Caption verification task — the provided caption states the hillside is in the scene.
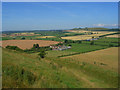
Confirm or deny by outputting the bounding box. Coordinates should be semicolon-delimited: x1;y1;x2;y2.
71;27;119;32
2;47;118;88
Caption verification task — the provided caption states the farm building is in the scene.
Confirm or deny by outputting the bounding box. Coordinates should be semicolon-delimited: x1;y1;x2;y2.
50;45;71;51
86;38;99;41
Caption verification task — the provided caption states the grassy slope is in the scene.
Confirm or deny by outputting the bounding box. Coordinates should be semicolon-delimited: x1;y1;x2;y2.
2;48;118;88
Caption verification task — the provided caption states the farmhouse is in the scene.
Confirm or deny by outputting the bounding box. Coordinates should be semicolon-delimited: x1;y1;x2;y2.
50;45;71;51
86;38;99;41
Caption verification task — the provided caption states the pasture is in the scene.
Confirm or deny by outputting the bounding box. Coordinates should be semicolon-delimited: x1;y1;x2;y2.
2;47;118;88
1;40;59;49
46;43;108;57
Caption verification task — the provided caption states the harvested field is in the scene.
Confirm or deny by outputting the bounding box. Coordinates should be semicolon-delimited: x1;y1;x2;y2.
36;36;56;38
105;34;119;38
1;40;59;50
61;32;116;40
66;30;89;33
62;47;118;71
61;35;92;40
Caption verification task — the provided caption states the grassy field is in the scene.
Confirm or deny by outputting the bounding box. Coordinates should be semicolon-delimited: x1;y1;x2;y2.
46;37;119;57
47;45;107;57
2;47;118;88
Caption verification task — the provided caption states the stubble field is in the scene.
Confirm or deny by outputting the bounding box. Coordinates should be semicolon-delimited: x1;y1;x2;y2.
1;40;59;49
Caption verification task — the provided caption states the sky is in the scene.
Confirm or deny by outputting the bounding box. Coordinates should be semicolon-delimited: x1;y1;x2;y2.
2;2;118;31
2;0;120;2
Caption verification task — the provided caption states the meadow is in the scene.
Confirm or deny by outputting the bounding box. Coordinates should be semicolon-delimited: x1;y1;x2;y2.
2;47;118;88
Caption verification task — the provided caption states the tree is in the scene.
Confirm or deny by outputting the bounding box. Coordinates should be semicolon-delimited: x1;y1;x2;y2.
90;41;94;45
21;37;25;40
109;44;113;47
68;44;72;46
77;40;82;44
38;50;46;59
64;40;68;43
33;44;39;49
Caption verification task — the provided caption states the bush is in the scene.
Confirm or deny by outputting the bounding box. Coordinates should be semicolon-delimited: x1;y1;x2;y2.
38;50;46;58
90;41;94;45
33;44;39;49
109;44;114;47
6;46;23;51
21;37;25;40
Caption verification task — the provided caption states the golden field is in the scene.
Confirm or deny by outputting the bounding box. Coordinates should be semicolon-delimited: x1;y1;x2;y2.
36;36;56;38
61;32;116;40
13;32;34;35
62;47;118;71
105;34;119;38
1;40;59;49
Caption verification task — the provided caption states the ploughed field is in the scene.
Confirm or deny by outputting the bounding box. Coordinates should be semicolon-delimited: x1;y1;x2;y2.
1;40;59;49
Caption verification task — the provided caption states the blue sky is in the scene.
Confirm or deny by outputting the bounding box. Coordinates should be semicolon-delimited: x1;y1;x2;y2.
2;2;118;31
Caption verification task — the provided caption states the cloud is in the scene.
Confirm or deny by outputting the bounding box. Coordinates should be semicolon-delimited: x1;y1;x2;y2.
93;24;118;27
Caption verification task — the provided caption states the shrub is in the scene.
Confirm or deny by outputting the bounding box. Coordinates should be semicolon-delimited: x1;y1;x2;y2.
90;41;94;45
6;46;23;51
38;50;46;58
109;44;114;47
21;37;25;40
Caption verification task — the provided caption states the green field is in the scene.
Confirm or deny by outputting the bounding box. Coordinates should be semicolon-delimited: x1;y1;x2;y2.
47;43;108;57
2;48;118;88
2;29;119;88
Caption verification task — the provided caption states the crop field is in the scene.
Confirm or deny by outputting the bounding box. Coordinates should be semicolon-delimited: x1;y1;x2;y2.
62;47;118;72
61;35;92;40
105;34;119;38
36;36;56;38
66;30;89;33
61;32;116;40
13;32;35;35
1;40;59;49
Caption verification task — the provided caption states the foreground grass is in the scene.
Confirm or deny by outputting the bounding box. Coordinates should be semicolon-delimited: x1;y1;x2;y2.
2;48;118;88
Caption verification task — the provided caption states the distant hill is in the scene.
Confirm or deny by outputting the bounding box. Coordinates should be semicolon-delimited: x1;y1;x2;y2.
71;27;119;32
